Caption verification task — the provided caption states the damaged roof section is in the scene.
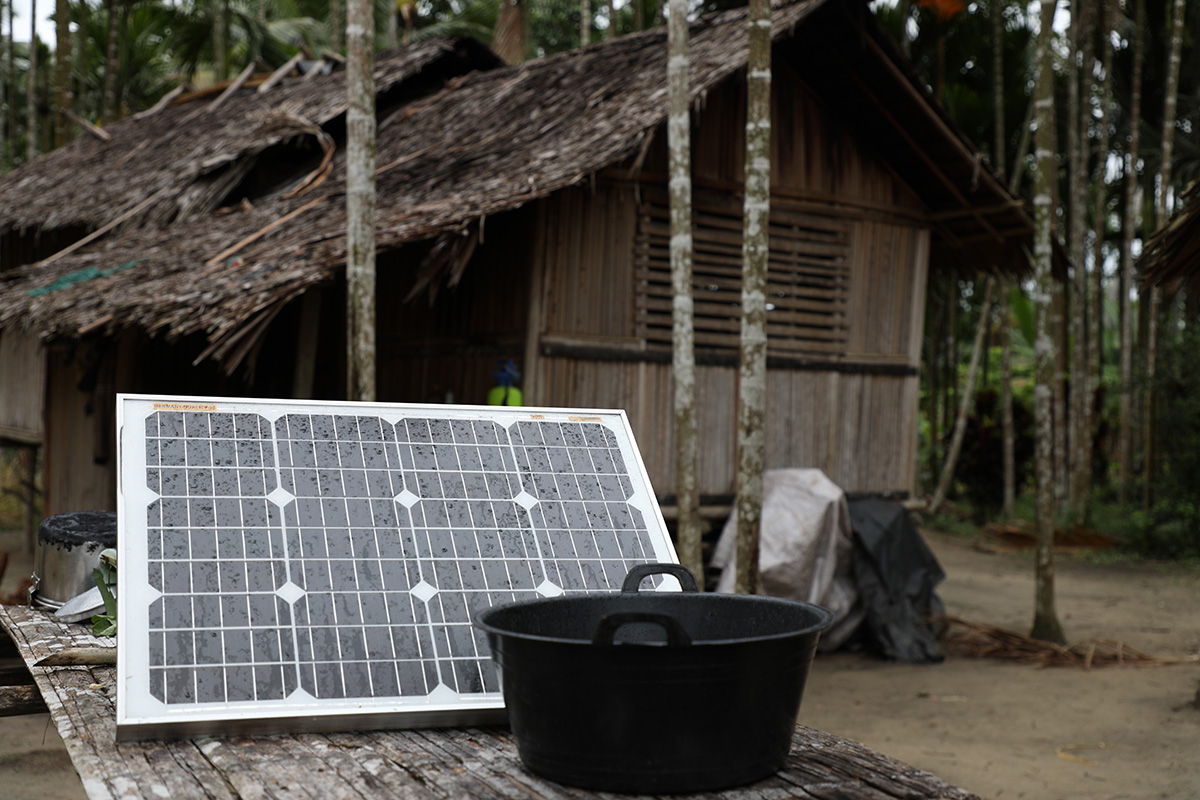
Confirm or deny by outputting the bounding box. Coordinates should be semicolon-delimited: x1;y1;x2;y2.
0;0;1037;374
1139;179;1200;296
0;37;502;238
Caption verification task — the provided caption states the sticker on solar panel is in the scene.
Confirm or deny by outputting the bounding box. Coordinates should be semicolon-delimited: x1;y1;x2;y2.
116;395;677;739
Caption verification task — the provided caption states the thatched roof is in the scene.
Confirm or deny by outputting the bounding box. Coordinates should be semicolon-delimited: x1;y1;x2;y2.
1139;180;1200;295
0;37;501;237
0;0;1034;371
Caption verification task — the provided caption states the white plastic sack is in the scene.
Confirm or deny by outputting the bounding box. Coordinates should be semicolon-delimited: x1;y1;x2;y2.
710;468;862;650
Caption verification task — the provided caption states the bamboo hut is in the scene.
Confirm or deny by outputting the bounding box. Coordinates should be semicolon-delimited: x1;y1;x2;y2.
0;0;1036;518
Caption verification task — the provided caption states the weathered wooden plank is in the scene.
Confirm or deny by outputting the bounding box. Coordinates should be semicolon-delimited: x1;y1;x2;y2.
0;604;977;800
0;683;47;715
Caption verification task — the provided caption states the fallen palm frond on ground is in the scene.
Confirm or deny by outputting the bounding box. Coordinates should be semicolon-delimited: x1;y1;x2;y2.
938;615;1200;668
974;521;1117;553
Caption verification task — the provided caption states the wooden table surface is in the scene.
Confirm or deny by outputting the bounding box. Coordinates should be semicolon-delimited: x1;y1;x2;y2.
1;603;979;800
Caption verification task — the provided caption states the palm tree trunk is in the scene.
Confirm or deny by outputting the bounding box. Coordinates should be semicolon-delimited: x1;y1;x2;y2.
668;0;699;580
1145;0;1186;513
387;2;398;49
332;0;345;53
1117;0;1143;508
493;0;526;64
346;0;377;401
1067;0;1090;523
215;0;229;82
72;0;86;119
54;0;71;147
1090;0;1112;479
0;0;7;173
1030;0;1065;645
1000;285;1016;518
991;0;1004;175
992;0;1017;519
25;0;36;164
734;0;770;595
102;0;119;124
4;0;11;172
606;0;615;38
581;0;590;46
931;279;994;513
1053;261;1067;514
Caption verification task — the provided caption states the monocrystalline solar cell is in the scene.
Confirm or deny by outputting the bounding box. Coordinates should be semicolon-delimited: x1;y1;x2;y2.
117;395;678;740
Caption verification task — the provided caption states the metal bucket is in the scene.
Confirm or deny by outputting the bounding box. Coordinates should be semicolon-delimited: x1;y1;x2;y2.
31;510;117;609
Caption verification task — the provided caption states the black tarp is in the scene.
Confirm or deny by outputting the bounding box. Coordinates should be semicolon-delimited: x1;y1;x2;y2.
847;498;945;663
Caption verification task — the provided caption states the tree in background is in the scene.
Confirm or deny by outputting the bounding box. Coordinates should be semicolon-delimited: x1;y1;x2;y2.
1;0;8;172
1066;0;1089;524
101;0;117;122
1117;0;1144;509
25;0;35;161
1029;0;1065;645
1143;0;1186;512
53;0;70;145
667;0;700;580
734;0;769;594
346;0;377;402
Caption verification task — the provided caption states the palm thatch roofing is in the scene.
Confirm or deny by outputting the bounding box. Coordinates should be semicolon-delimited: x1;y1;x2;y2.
0;36;501;236
0;0;1034;373
1138;179;1200;295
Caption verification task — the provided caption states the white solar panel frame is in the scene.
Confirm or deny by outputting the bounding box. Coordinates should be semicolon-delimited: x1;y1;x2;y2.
116;394;678;740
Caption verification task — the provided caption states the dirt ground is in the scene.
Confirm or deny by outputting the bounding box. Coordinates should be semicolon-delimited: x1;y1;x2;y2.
2;526;1199;800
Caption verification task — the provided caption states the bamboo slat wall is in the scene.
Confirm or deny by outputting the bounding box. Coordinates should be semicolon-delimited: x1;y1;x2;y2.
636;189;852;357
530;359;918;495
846;221;930;362
526;68;929;497
0;330;46;444
541;185;639;340
42;337;137;515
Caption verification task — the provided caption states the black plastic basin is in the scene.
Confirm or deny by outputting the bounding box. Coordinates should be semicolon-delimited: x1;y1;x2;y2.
474;563;832;794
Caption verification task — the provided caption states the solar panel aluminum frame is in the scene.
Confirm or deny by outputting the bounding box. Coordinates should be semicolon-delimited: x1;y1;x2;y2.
116;394;678;741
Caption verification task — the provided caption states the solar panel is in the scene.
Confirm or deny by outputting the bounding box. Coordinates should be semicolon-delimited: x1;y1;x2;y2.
115;395;678;740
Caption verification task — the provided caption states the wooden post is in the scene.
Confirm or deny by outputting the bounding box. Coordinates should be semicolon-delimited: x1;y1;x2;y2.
346;0;377;402
21;445;35;555
292;291;321;400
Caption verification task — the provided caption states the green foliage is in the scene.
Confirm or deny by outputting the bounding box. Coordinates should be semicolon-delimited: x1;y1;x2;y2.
918;504;980;539
954;387;1036;522
1008;283;1035;350
529;0;583;57
412;0;499;46
91;549;118;637
874;0;1035;174
157;0;321;82
1121;326;1200;558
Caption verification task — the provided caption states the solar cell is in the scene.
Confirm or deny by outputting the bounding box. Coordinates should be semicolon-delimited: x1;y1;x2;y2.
117;395;677;740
